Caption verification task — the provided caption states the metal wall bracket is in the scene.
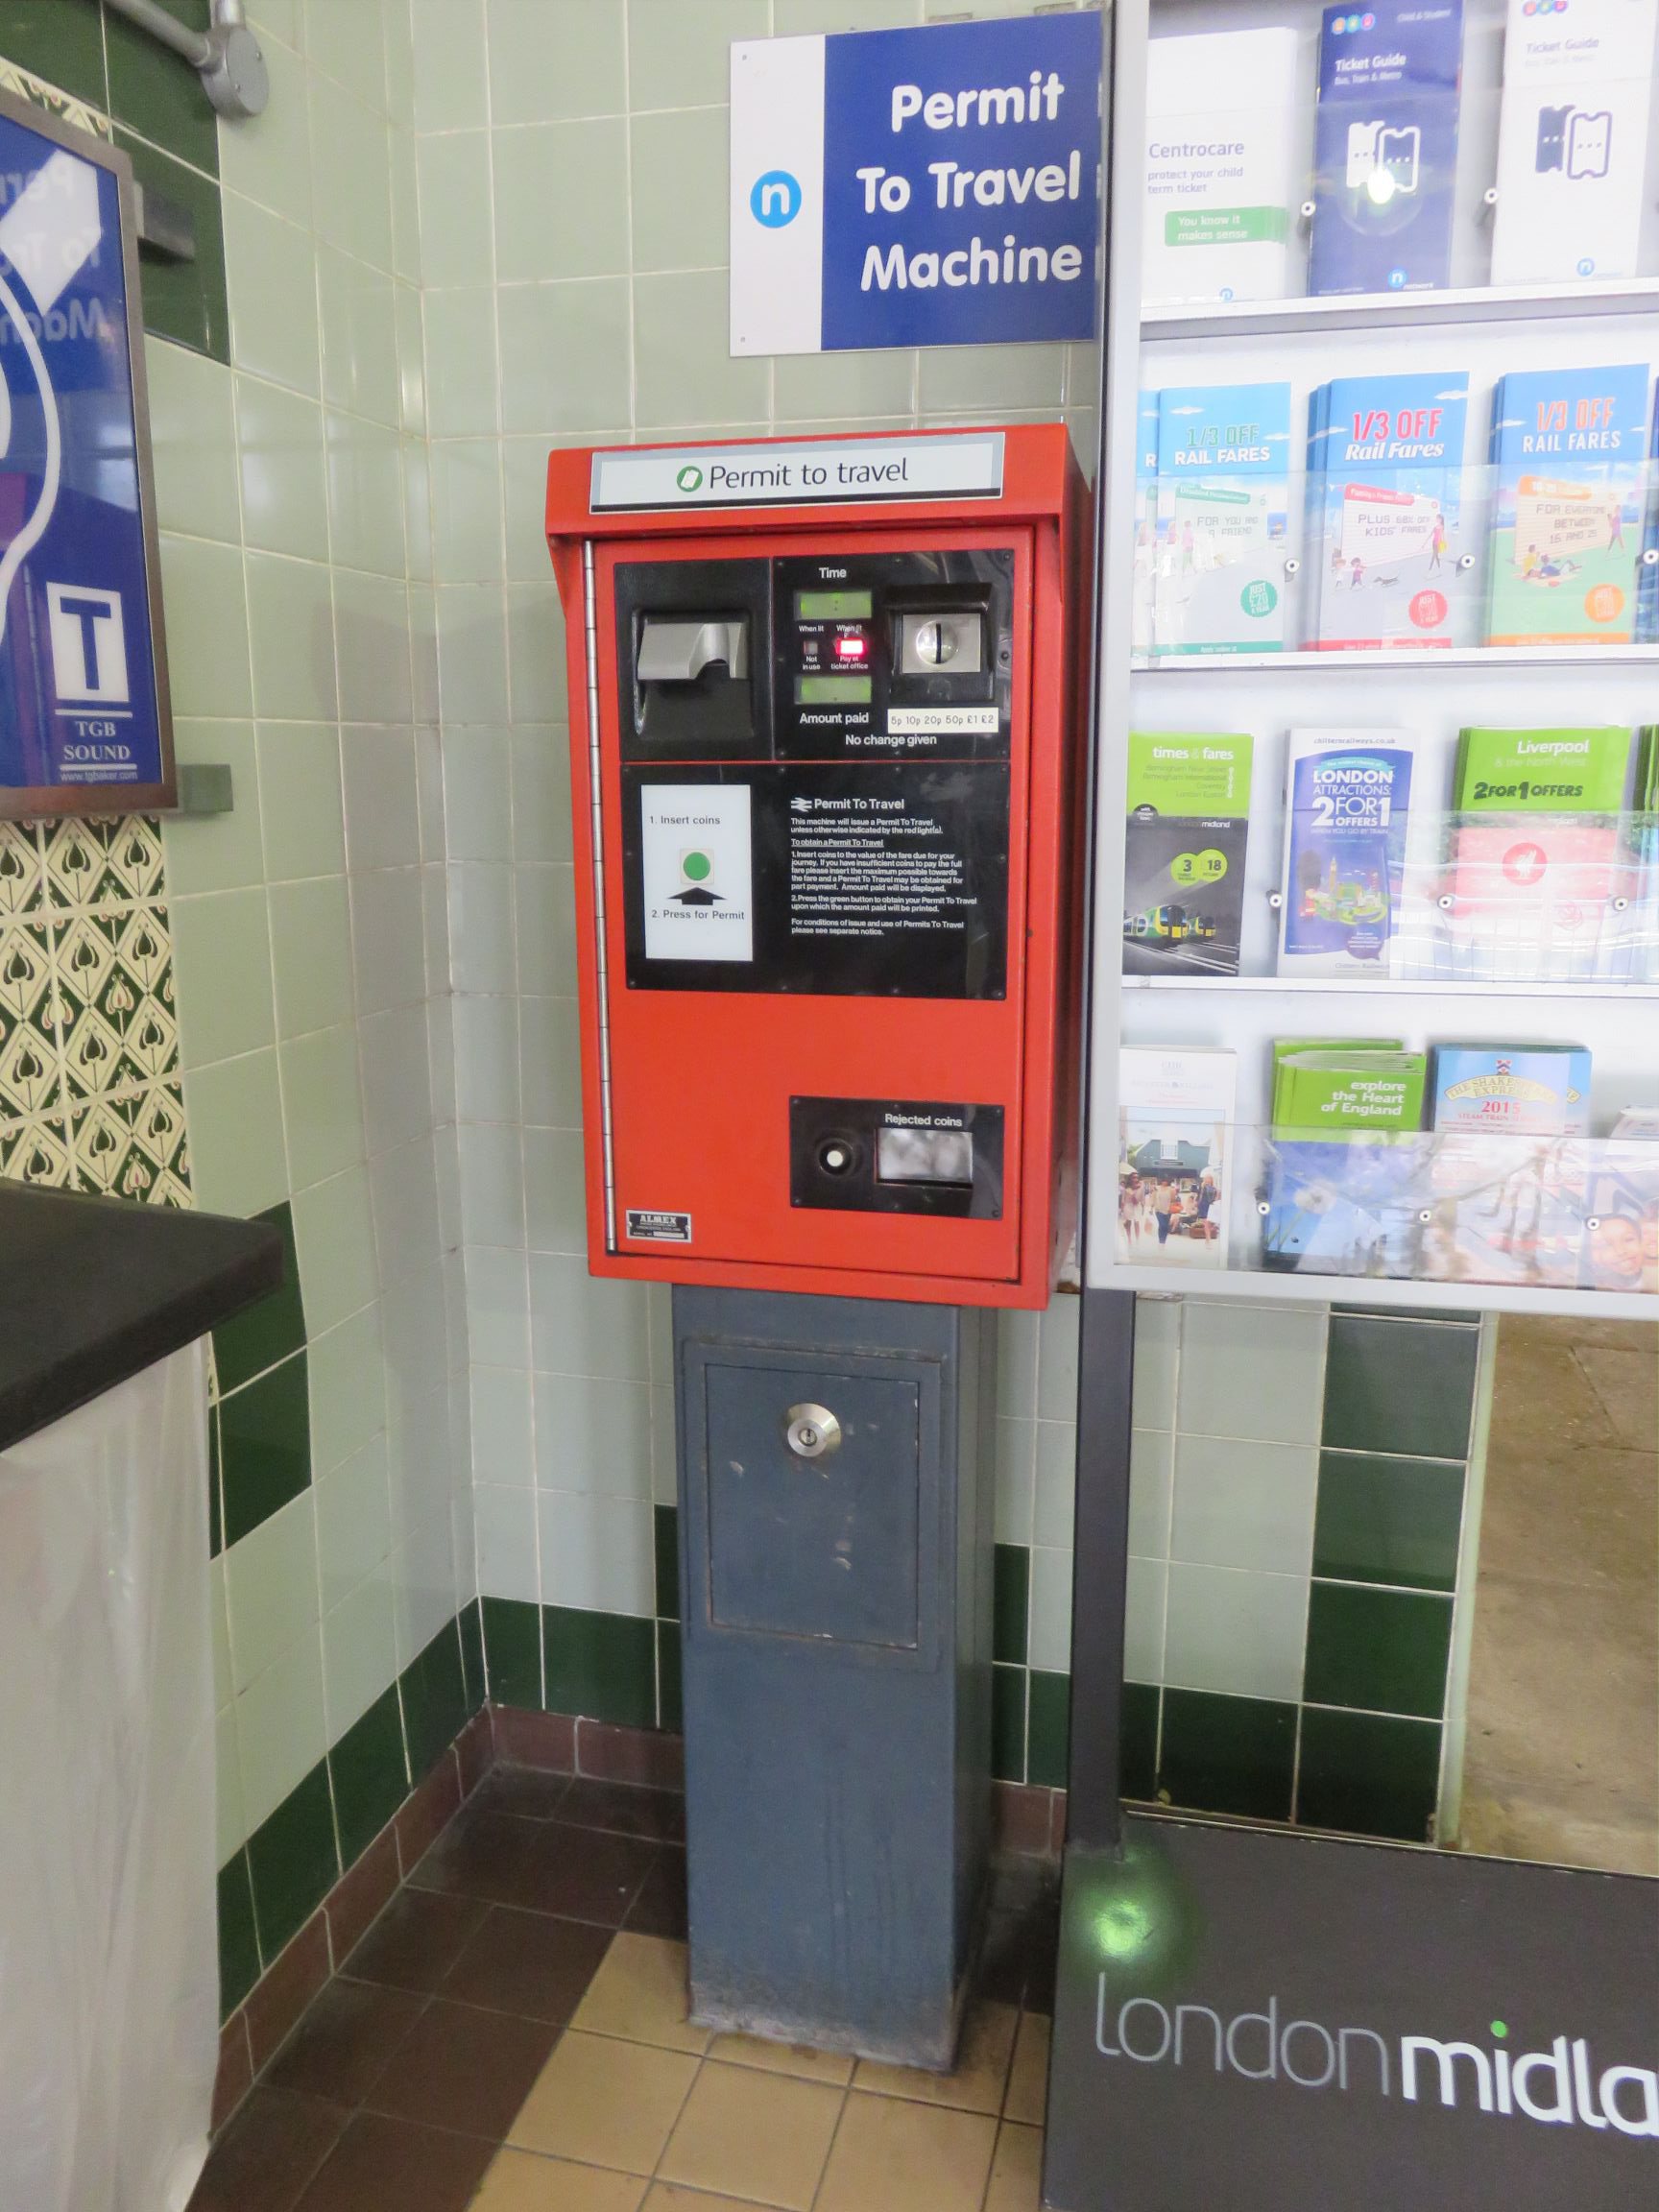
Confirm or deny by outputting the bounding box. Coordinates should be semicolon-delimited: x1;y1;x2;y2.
133;182;197;263
103;0;271;120
174;762;234;817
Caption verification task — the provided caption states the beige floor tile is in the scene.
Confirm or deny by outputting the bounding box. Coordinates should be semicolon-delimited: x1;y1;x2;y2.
706;2030;854;2086
853;2001;1018;2114
641;2188;772;2211
571;1935;712;2056
657;2058;842;2211
814;2090;998;2212
509;2031;699;2174
471;2149;649;2209
1003;2013;1050;2125
985;2121;1044;2212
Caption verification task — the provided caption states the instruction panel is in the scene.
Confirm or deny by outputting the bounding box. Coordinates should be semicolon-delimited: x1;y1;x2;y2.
623;761;1009;998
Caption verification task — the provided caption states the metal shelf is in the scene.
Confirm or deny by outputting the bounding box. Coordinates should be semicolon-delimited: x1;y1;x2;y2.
1121;974;1659;999
1142;276;1659;343
1095;1262;1658;1322
1132;644;1659;674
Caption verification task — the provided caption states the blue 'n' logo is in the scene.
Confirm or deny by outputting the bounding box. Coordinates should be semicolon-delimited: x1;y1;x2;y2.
750;170;802;228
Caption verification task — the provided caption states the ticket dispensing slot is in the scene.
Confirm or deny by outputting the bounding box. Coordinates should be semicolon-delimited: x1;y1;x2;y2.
622;558;770;757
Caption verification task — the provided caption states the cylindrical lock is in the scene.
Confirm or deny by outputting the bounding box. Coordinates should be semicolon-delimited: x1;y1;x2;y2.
784;1403;842;1459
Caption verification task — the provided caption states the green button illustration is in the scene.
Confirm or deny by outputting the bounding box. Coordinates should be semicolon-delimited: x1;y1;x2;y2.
682;850;713;881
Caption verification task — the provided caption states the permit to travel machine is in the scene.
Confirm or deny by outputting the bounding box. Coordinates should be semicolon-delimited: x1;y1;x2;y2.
543;424;1089;1310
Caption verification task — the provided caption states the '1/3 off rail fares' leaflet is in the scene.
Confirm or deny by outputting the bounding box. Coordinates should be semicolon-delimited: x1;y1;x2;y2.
1485;363;1650;646
1307;373;1471;648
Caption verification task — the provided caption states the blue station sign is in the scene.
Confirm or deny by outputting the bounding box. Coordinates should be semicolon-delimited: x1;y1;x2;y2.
730;12;1103;355
0;91;173;817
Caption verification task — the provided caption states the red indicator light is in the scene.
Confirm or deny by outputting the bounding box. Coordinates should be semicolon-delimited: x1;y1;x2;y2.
834;634;868;660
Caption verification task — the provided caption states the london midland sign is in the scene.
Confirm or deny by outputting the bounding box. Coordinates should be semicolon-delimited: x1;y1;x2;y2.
1094;1976;1658;2135
1045;1817;1659;2208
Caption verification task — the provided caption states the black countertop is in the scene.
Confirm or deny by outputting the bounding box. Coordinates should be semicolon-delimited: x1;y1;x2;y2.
0;1183;283;1455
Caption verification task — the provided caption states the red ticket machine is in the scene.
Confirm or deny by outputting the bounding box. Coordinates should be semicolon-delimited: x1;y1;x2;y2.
544;424;1088;1308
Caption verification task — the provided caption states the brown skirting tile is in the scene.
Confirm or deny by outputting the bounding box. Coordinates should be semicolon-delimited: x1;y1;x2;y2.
244;1911;333;2075
576;1716;685;1791
455;1708;493;1797
210;2013;253;2135
490;1704;576;1771
324;1827;401;1970
992;1781;1066;1861
394;1747;463;1878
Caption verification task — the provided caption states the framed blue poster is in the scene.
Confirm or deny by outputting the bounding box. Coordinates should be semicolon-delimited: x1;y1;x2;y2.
0;87;173;819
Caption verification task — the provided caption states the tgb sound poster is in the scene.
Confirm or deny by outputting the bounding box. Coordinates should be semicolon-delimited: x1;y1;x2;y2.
0;90;173;818
730;11;1103;355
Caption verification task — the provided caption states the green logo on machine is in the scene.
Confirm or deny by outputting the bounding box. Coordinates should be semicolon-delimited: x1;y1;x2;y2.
673;848;721;905
676;465;704;493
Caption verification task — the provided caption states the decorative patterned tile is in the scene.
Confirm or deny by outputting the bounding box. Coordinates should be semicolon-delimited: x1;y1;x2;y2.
68;1082;191;1206
0;817;190;1213
0;1117;72;1187
0;823;47;915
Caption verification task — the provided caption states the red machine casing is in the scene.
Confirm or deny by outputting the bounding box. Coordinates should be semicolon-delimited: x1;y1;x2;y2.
545;425;1088;1309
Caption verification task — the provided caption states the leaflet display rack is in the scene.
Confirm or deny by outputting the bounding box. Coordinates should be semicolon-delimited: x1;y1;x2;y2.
1048;6;1659;2207
1088;0;1659;1324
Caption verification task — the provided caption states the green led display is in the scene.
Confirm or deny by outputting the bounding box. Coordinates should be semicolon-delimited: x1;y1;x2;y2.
796;674;873;705
796;589;875;620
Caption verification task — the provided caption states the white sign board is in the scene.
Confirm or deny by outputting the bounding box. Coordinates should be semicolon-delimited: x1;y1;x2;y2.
589;435;1005;514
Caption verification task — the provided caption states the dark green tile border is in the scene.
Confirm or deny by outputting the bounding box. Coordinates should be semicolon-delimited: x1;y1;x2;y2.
1159;1688;1296;1823
1027;1670;1070;1790
1296;1707;1442;1843
216;1849;260;2018
213;1201;305;1394
458;1596;485;1713
992;1662;1026;1783
993;1542;1030;1667
1119;1681;1159;1801
657;1618;683;1734
543;1605;657;1731
117;130;229;362
0;1;108;108
401;1618;469;1778
219;1602;487;2021
1303;1581;1454;1720
328;1686;409;1868
105;0;218;180
207;1396;222;1557
1322;1314;1479;1463
481;1595;542;1710
219;1349;310;1548
1312;1451;1465;1594
654;1503;680;1623
245;1759;339;1967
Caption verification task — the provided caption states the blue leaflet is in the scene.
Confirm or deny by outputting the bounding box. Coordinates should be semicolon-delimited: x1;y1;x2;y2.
1309;0;1464;297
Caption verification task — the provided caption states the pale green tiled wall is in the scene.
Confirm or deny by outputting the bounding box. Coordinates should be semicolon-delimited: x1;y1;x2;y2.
151;1;471;1873
418;0;1098;1698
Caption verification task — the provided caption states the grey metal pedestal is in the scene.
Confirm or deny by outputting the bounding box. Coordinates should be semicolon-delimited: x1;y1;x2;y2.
672;1286;996;2071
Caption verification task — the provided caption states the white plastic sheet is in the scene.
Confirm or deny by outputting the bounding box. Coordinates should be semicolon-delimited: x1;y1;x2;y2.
0;1341;217;2212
